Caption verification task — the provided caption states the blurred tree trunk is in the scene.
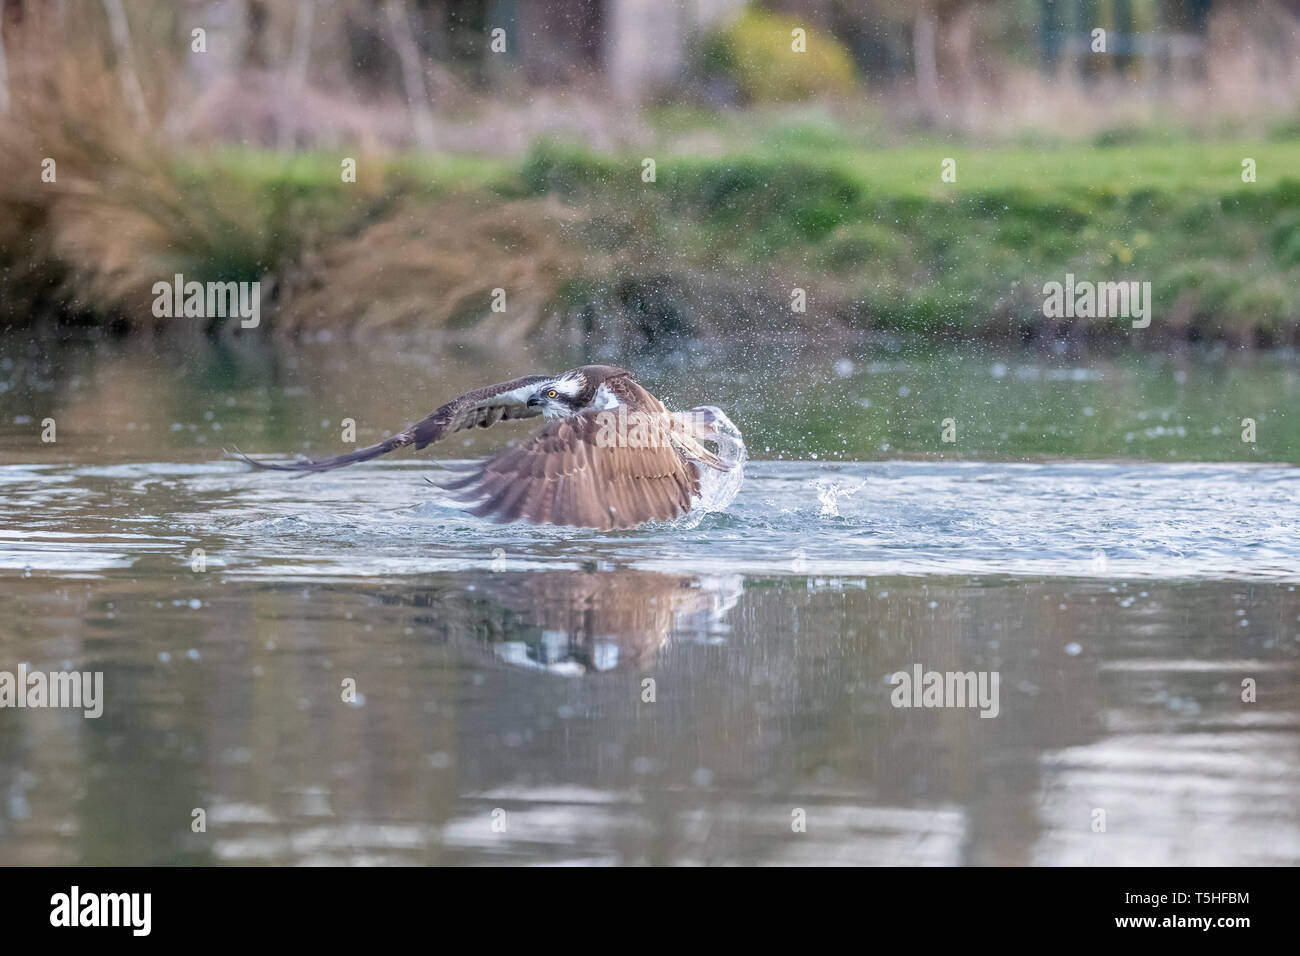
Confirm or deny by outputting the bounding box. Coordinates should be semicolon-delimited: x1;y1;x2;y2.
946;2;978;92
242;0;268;67
0;14;9;115
287;0;315;89
914;8;940;120
101;0;150;130
910;1;996;121
276;0;315;148
1114;0;1134;73
383;0;435;149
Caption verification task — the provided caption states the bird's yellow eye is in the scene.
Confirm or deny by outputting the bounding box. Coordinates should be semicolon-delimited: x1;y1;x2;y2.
546;389;558;399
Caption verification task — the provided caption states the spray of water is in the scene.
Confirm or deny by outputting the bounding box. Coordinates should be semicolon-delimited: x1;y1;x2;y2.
681;406;747;528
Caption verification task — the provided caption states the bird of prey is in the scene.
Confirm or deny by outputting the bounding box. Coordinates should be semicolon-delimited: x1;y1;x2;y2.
232;365;744;531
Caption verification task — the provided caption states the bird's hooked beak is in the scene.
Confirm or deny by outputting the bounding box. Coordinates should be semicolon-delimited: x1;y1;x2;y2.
526;393;543;408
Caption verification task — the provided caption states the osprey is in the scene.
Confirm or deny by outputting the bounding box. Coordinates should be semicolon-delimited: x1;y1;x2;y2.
232;365;744;531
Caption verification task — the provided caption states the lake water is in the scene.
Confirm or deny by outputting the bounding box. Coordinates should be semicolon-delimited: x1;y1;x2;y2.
0;331;1297;865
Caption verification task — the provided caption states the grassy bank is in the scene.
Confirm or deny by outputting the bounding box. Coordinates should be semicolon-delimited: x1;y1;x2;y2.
521;134;1300;345
3;125;1299;346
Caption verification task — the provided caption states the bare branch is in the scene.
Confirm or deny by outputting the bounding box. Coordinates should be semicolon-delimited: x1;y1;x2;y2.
382;0;435;150
101;0;151;131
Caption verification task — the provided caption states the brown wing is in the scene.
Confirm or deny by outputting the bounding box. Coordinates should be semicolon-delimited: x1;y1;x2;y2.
442;411;700;530
229;374;550;474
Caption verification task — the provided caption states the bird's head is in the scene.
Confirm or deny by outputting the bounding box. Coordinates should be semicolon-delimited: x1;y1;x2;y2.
527;372;587;419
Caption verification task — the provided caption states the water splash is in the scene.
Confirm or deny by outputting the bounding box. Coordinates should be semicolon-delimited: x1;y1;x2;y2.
815;478;860;517
683;406;747;528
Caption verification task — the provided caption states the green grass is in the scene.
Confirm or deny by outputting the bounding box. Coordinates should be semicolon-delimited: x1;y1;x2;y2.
518;133;1300;339
6;121;1299;341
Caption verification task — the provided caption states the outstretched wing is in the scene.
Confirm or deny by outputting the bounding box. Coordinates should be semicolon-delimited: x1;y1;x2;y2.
231;374;550;474
440;410;700;530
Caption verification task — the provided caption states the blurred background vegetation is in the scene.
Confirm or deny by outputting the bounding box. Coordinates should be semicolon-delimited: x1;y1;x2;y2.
1;0;1298;347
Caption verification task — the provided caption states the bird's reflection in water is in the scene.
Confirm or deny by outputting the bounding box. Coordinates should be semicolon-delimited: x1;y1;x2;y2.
423;569;743;674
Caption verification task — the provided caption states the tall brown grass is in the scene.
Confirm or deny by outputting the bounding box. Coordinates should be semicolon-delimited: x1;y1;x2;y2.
0;26;606;338
0;39;359;333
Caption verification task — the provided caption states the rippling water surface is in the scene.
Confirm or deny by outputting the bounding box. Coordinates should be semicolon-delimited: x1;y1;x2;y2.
3;333;1299;864
2;454;1298;865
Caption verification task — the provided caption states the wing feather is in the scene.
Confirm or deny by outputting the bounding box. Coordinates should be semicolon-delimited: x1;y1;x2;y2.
445;410;700;530
229;374;550;474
